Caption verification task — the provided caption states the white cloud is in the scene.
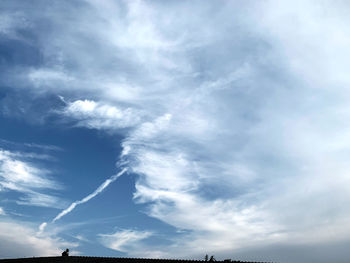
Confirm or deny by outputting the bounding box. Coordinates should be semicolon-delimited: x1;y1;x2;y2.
38;222;47;235
51;168;127;223
258;0;350;89
99;229;152;253
0;149;64;208
0;139;62;153
0;207;5;216
0;220;77;258
17;192;66;209
0;151;54;189
28;69;74;88
46;0;350;259
3;0;350;261
73;235;89;243
63;100;144;131
23;142;63;152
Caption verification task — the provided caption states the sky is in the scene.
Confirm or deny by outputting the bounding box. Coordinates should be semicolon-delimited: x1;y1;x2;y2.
1;0;350;262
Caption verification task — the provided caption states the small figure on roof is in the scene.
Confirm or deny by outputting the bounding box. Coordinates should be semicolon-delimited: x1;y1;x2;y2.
62;248;69;257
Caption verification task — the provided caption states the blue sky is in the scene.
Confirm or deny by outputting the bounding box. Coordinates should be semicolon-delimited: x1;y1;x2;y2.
1;0;350;262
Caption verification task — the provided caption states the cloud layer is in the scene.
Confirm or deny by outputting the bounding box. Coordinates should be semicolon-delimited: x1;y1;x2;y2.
99;229;152;253
0;221;76;258
2;0;350;262
0;149;64;208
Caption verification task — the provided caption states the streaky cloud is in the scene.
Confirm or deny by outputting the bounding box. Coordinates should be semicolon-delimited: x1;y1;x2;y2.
98;229;152;253
0;207;5;215
63;100;144;131
52;168;128;223
0;220;77;258
2;0;350;261
0;148;65;208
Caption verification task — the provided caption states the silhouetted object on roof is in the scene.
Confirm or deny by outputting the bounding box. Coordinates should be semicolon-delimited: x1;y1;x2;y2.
62;249;69;257
0;256;268;263
204;255;216;262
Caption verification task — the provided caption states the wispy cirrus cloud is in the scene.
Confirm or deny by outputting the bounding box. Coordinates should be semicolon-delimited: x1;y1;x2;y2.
98;229;152;254
17;192;65;208
52;1;350;259
0;150;58;189
0;220;78;258
0;139;63;153
0;149;65;209
62;100;144;131
2;0;350;262
0;207;5;216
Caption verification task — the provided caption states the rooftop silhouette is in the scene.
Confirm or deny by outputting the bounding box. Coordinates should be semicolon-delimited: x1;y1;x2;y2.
0;256;270;263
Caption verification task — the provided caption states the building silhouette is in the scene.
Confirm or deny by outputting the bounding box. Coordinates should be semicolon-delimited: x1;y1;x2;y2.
0;256;270;263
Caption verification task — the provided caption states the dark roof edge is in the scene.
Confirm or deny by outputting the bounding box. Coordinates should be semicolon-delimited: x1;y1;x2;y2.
0;256;272;263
